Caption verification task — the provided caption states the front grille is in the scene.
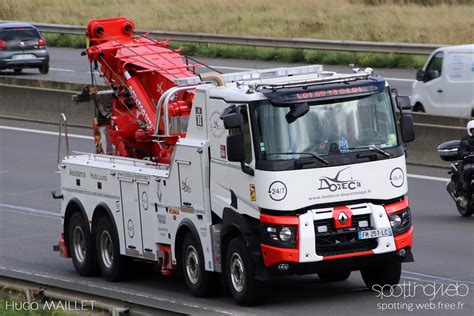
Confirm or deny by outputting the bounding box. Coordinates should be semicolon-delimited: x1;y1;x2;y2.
314;214;377;256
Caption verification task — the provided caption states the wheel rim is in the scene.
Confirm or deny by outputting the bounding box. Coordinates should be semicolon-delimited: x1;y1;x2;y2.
230;253;245;293
72;226;86;263
185;245;200;284
100;231;114;268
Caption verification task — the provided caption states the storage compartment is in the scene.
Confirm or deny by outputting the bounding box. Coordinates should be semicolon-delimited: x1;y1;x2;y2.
438;140;460;162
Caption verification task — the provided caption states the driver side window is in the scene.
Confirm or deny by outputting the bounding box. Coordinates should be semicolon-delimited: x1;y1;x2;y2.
425;52;443;82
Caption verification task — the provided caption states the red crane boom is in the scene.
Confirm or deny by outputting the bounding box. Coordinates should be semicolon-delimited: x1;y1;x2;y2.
85;17;199;164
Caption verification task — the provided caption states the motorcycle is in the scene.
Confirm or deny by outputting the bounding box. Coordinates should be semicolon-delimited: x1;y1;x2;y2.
438;140;474;217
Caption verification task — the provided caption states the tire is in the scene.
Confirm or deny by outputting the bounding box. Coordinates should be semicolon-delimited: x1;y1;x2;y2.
94;216;129;281
361;261;401;289
181;233;217;297
13;68;22;73
456;202;473;217
68;212;98;276
318;270;351;283
39;63;49;74
226;237;259;306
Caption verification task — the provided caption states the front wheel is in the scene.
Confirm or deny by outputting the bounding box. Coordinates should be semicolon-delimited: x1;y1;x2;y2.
95;216;129;281
361;261;401;289
226;237;259;306
182;233;217;297
68;212;98;276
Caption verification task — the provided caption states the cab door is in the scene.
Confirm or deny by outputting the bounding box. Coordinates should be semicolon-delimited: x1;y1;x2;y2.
225;105;259;219
177;145;206;214
421;51;445;114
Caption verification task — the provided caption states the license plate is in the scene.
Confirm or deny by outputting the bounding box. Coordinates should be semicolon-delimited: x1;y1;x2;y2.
358;228;392;240
13;54;36;60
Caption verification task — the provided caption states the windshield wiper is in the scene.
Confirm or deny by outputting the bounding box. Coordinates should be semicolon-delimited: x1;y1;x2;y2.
266;152;329;165
351;145;392;158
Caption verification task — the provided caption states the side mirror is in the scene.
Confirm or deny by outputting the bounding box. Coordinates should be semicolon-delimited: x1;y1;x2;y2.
286;102;309;124
226;134;245;162
400;114;415;143
396;96;412;111
416;69;425;82
222;112;242;129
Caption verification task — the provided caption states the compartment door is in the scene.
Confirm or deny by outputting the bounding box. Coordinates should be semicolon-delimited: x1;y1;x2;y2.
137;181;157;261
119;178;143;257
176;147;205;213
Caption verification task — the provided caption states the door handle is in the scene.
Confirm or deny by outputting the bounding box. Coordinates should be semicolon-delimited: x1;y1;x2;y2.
437;89;443;93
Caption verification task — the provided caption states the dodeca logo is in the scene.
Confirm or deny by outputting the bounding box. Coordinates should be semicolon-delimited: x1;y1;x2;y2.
390;167;405;188
268;181;287;201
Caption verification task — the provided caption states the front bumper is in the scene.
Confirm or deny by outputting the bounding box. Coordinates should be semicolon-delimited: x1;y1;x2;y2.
259;200;413;272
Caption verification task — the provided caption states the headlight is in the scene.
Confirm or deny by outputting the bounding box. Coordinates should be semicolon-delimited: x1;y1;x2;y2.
389;214;402;230
279;227;293;242
262;225;296;248
388;208;411;235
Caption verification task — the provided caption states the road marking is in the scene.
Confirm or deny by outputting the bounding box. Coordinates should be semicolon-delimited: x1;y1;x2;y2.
0;203;60;218
1;125;450;182
0;125;93;140
403;270;474;285
386;77;415;82
50;68;76;72
0;233;58;242
407;174;449;182
0;187;60;198
208;65;254;71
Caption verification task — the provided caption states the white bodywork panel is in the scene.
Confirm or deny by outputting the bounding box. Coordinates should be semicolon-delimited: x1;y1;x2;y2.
255;155;407;211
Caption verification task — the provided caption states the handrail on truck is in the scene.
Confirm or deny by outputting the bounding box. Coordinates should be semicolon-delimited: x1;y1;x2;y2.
57;113;70;169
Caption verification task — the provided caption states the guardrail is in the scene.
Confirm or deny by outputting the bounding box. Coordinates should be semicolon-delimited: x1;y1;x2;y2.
0;20;444;55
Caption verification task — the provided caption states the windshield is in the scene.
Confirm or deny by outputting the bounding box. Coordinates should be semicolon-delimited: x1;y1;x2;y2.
255;89;398;161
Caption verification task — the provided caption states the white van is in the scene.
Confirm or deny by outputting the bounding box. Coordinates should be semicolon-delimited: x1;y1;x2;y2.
411;44;474;117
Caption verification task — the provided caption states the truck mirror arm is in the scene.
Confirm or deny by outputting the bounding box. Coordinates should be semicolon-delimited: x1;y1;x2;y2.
241;163;255;176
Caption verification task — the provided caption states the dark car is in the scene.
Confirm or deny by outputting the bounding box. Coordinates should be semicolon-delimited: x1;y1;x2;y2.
0;22;49;74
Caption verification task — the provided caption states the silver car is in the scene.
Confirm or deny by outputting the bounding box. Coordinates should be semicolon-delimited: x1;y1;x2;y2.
0;22;49;74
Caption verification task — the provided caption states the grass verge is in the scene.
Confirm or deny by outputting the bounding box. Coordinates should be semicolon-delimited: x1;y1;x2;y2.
44;33;426;69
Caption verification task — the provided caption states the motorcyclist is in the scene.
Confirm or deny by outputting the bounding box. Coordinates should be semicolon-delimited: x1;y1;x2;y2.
458;120;474;190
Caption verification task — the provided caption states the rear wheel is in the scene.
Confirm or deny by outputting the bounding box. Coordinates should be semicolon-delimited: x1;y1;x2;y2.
68;212;98;276
226;237;259;306
39;62;49;74
361;261;401;289
13;68;22;73
95;216;129;281
318;270;351;282
182;233;217;297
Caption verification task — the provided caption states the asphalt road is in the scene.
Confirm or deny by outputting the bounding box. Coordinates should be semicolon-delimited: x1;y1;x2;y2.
0;47;416;96
0;119;472;315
